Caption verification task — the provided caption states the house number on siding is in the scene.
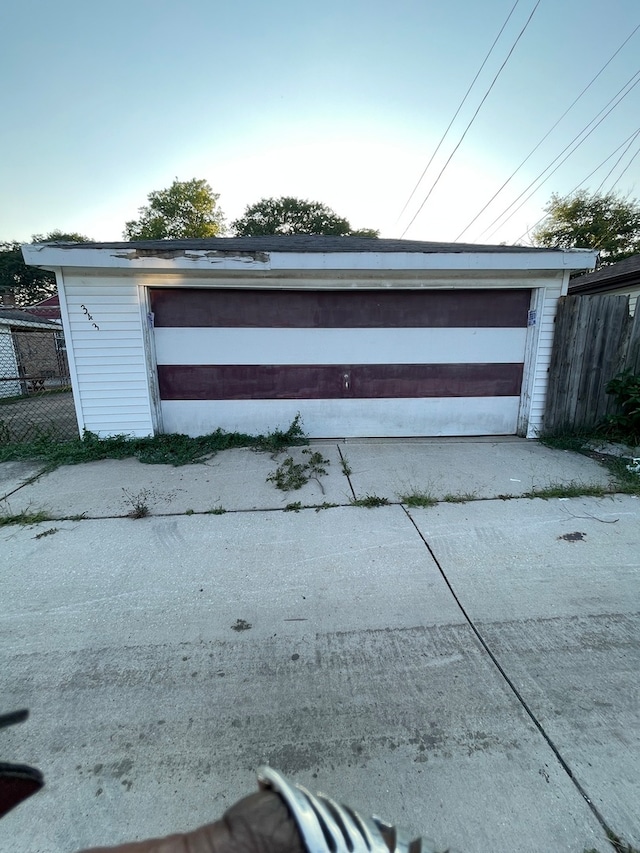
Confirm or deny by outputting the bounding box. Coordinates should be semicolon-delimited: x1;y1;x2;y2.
80;304;100;331
527;310;537;326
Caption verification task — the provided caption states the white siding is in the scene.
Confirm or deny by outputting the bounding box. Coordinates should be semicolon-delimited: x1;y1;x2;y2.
61;275;153;437
615;286;640;316
0;329;21;398
526;281;563;438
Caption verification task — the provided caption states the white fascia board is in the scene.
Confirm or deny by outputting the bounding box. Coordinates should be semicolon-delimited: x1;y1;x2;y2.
21;244;598;274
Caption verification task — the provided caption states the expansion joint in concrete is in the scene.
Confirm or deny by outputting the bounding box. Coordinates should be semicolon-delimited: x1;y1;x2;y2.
400;504;621;850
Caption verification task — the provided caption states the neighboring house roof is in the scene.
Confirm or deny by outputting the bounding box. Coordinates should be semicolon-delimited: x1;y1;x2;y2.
0;309;61;330
30;236;576;254
568;254;640;294
25;294;61;320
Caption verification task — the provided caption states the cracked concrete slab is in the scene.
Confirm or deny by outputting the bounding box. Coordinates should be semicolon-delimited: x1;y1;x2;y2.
0;459;46;502
341;437;614;501
409;495;640;846
1;509;606;853
0;443;353;518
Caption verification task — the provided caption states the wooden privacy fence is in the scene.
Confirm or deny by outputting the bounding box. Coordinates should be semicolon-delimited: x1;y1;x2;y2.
544;293;640;434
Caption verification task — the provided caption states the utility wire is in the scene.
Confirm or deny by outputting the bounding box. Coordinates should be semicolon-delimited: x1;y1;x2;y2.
477;68;640;240
609;140;640;190
485;75;640;240
394;0;522;226
596;128;640;193
400;0;542;238
454;23;640;241
511;126;640;244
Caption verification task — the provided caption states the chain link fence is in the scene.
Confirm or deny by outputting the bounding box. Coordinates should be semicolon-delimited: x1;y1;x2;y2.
0;312;78;442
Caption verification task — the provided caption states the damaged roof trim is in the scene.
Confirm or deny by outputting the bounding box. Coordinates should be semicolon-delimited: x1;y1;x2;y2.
22;242;598;273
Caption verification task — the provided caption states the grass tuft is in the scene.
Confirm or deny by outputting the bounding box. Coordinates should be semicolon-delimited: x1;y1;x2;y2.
399;489;437;508
522;481;609;500
442;491;478;504
0;510;52;527
205;505;226;515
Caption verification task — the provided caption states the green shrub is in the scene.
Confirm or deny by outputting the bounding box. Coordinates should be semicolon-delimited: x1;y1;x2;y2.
603;370;640;442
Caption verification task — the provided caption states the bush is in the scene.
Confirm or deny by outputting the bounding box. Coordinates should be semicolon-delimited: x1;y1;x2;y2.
603;370;640;443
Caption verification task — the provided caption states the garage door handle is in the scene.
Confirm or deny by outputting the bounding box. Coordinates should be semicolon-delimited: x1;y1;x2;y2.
342;372;350;391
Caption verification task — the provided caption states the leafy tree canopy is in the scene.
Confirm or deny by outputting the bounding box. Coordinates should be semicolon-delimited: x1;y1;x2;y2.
531;190;640;264
124;178;225;240
1;231;93;306
232;196;379;237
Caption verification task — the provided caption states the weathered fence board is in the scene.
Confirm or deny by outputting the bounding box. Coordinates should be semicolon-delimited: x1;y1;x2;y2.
544;294;638;433
628;308;640;374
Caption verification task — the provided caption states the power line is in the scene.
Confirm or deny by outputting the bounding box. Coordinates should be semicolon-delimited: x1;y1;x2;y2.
400;0;542;238
599;129;640;193
610;140;640;190
454;23;640;241
511;126;640;244
484;74;640;240
394;0;522;226
477;68;640;240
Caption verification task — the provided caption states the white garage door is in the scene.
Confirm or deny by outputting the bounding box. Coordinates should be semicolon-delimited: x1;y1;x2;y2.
149;288;530;438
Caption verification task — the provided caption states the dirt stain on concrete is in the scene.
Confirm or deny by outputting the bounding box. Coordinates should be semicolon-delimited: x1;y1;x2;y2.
558;531;586;542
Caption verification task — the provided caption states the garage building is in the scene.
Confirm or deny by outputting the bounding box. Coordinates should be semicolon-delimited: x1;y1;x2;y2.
22;236;597;439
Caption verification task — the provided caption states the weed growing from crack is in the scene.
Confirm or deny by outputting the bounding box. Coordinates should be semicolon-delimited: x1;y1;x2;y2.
267;449;330;493
0;509;52;527
122;488;152;519
340;455;352;476
283;500;339;513
399;489;437;508
350;494;390;508
206;505;227;515
442;492;478;504
522;482;609;500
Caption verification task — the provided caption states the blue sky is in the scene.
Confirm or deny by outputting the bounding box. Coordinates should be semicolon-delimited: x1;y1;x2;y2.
2;0;639;245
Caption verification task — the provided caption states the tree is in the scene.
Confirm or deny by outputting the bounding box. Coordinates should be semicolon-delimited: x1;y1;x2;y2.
124;178;225;240
0;231;92;307
232;196;379;237
531;190;640;264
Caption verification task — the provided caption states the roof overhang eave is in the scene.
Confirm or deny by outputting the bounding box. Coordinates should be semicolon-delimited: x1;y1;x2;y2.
21;244;599;274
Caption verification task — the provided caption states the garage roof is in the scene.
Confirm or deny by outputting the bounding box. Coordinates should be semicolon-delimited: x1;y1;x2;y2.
27;236;580;253
22;236;598;273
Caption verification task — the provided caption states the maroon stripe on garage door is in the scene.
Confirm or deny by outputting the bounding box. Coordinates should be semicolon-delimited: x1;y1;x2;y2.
150;289;531;329
157;363;524;400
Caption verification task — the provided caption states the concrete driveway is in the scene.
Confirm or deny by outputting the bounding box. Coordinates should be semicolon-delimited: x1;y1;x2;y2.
1;438;638;853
